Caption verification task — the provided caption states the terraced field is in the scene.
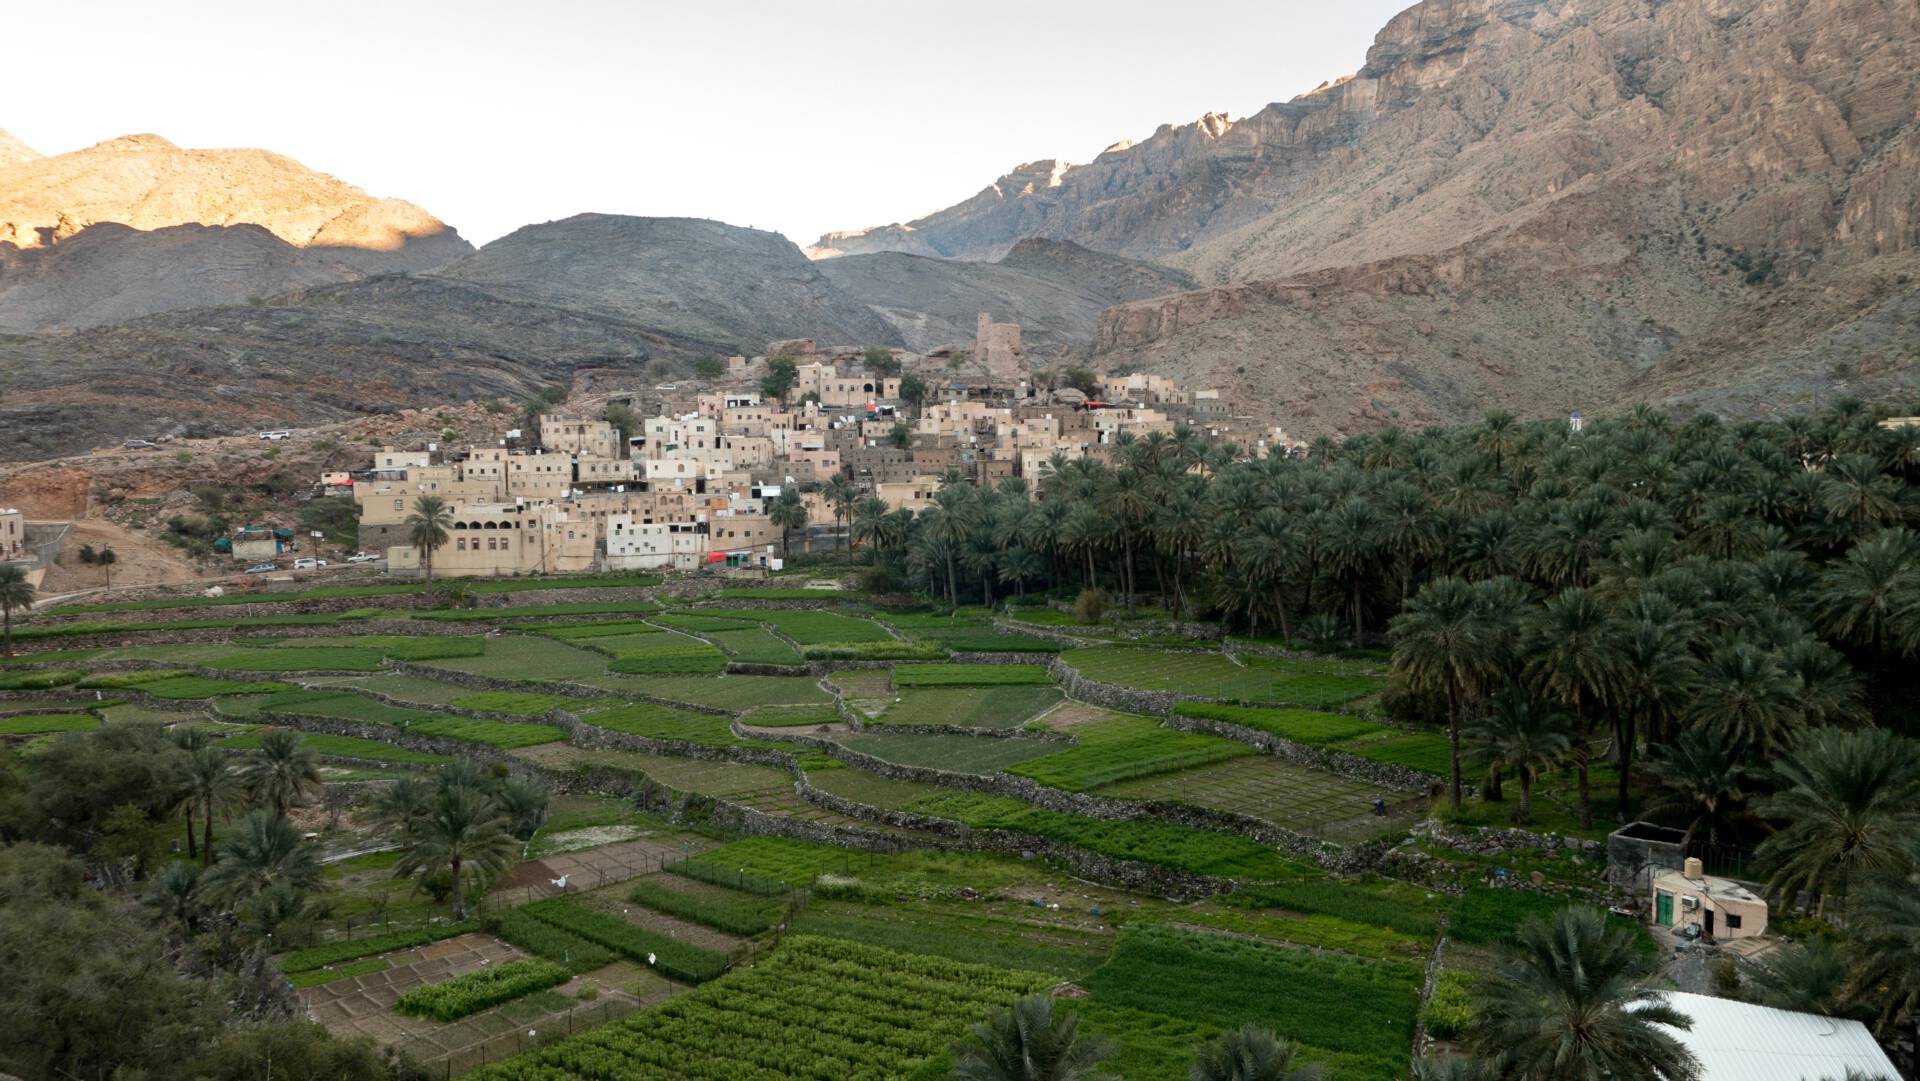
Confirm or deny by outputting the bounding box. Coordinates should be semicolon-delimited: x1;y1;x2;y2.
419;636;612;681
1097;754;1411;842
1064;647;1381;708
838;730;1065;775
867;685;1063;729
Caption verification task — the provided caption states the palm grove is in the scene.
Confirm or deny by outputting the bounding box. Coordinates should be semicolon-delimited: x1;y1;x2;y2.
0;710;548;1080
848;401;1920;1077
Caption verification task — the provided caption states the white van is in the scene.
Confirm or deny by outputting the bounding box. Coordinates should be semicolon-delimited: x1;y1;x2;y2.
258;430;292;441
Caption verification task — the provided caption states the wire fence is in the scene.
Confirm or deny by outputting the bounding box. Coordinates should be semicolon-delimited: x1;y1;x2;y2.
400;997;641;1078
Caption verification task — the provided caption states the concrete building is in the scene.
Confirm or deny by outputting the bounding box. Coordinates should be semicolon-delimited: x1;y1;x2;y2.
0;508;22;561
974;312;1026;381
604;515;710;570
386;502;595;578
1651;857;1767;943
539;415;621;459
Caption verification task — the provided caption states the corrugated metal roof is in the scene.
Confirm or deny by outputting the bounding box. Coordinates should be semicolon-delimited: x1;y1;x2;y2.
1645;991;1899;1081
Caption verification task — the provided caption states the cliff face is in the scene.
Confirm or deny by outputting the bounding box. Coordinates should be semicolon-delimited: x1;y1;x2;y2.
0;134;471;272
824;0;1920;433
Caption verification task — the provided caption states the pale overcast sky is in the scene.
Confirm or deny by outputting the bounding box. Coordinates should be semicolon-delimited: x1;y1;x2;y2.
3;0;1410;247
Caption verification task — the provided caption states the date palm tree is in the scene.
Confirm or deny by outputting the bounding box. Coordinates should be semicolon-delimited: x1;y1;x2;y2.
769;488;808;561
822;475;857;556
1523;589;1630;828
0;562;33;658
1189;1025;1325;1081
185;745;244;866
950;993;1114;1081
244;729;321;818
1411;1058;1483;1081
197;809;322;907
1465;692;1572;825
1684;641;1805;757
141;860;203;935
1755;727;1920;917
394;783;519;920
405;494;454;581
1640;727;1758;850
1846;876;1920;1051
1469;905;1700;1081
368;775;435;849
1391;577;1493;810
1815;528;1920;656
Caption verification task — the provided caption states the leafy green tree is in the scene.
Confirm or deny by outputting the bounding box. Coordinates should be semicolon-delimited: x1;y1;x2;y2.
761;354;799;400
18;724;188;852
604;403;641;449
863;345;901;375
1755;727;1920;917
1188;1025;1325;1081
245;730;321;818
405;494;454;582
1469;906;1701;1081
393;783;519;920
692;355;726;379
890;420;913;448
197;809;323;908
899;372;929;416
949;993;1115;1081
0;562;32;657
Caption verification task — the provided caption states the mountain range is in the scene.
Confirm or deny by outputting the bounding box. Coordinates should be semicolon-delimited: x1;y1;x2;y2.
3;0;1918;462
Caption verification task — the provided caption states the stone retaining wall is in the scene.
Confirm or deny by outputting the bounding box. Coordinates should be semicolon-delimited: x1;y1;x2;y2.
1045;656;1180;715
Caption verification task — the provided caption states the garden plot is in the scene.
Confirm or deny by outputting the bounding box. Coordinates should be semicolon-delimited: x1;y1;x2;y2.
791;897;1113;980
1030;700;1131;731
491;836;722;902
0;713;96;736
695;608;892;645
1004;715;1251;791
576;701;743;746
510;743;793;798
723;782;914;833
825;668;894;697
229;689;440;727
1064;647;1380;707
582;673;831;711
592;633;729;675
891;663;1052;687
420;636;611;681
1176;703;1450;775
868;685;1063;729
300;931;530;1033
702;626;802;664
220;729;450;766
575;888;748;955
1096;755;1410;842
461;937;1048;1081
838;729;1065;775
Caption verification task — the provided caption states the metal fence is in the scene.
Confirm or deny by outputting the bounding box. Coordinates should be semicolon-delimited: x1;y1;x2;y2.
402;997;640;1078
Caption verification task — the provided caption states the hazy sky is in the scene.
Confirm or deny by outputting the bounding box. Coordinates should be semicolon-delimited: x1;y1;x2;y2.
3;0;1410;247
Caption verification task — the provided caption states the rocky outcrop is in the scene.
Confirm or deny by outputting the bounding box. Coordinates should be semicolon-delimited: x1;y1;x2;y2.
0;133;470;271
817;238;1194;354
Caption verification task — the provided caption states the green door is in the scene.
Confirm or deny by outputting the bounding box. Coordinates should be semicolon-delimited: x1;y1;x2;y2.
1656;892;1673;926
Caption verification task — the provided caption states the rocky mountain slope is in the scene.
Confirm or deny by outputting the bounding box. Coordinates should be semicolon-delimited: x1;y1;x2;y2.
0;133;474;331
819;0;1920;432
440;214;901;354
0;128;39;168
817;238;1195;355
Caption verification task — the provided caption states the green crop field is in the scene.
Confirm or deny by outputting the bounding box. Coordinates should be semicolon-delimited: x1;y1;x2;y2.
593;633;729;674
511;744;792;798
416;600;662;622
1174;703;1450;775
265;635;486;660
627;874;783;936
406;716;565;748
839;730;1064;775
462;937;1047;1081
419;636;611;681
715;609;891;645
869;685;1064;729
704;627;803;664
0;713;96;736
245;690;439;726
126;675;296;699
890;663;1052;687
1004;715;1251;791
791;899;1111;980
1086;924;1420;1081
583;673;830;711
581;702;742;746
1097;754;1404;840
0;669;87;690
654;612;763;633
446;690;576;715
531;619;664;639
511;898;732;983
907;792;1311;881
220;730;449;765
1064;647;1380;707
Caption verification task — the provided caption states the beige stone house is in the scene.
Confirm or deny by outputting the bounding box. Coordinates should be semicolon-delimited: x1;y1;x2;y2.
1651;858;1767;942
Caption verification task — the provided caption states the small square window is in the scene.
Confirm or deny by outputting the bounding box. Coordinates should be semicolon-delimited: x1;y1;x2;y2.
1725;914;1742;929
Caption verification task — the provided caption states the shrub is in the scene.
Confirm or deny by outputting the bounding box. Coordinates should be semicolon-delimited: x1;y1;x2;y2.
1073;588;1108;625
1422;970;1474;1039
395;959;572;1021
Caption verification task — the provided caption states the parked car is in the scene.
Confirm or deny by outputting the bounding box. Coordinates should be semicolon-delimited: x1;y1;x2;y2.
244;562;276;573
292;558;327;570
347;552;381;564
122;439;155;449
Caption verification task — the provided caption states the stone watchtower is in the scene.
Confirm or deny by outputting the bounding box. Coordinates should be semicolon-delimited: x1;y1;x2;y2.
974;312;1027;383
